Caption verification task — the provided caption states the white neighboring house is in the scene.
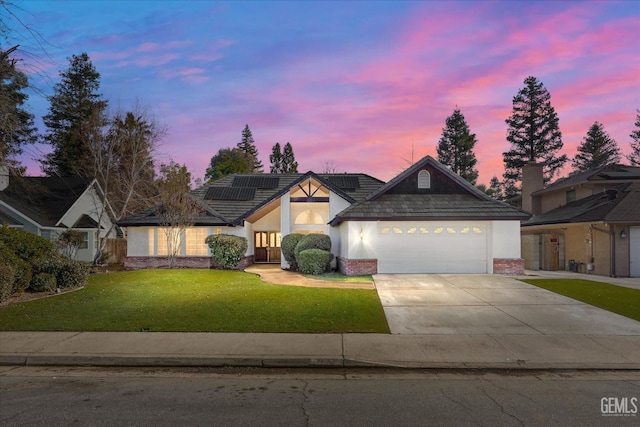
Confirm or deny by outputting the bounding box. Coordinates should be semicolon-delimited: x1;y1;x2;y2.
0;166;116;262
119;155;530;274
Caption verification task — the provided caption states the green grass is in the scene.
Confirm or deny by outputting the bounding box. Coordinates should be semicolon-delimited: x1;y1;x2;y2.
0;270;390;333
522;279;640;322
305;272;373;283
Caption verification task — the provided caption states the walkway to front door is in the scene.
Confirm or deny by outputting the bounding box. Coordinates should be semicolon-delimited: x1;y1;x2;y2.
254;231;281;263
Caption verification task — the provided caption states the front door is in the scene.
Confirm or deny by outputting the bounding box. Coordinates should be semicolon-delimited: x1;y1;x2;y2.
254;232;282;263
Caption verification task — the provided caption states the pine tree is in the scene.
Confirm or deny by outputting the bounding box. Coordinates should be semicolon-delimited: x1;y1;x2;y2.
269;142;283;173
503;76;567;188
41;52;108;177
628;110;640;166
436;107;479;185
572;121;621;171
281;142;298;173
489;176;503;200
236;124;262;173
0;46;37;171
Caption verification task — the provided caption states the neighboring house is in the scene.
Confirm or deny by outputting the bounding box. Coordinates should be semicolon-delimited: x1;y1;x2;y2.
0;166;116;263
119;155;529;275
520;163;640;277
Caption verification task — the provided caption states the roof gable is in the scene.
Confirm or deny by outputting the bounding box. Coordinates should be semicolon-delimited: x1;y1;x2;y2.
532;164;640;196
366;155;490;201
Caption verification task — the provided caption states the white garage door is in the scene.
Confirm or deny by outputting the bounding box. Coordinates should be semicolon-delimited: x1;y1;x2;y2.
376;221;488;273
631;226;640;277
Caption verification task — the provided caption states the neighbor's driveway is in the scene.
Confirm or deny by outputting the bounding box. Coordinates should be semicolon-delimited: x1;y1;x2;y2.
373;274;640;335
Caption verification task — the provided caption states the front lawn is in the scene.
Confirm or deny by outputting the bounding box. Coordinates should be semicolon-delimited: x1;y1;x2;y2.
0;269;390;333
522;279;640;322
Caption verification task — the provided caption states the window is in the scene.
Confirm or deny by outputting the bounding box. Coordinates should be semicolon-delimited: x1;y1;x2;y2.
78;232;89;249
418;170;431;189
186;228;209;256
566;190;576;203
294;210;324;225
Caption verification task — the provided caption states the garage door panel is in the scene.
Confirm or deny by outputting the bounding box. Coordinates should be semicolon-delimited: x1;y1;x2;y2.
377;221;488;274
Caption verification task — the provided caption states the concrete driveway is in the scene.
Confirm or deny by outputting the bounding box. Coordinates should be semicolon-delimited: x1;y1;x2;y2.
374;274;640;335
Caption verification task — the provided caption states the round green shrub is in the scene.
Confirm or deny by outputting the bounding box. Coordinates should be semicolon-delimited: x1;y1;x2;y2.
0;241;31;294
298;249;334;275
30;273;57;292
281;233;304;270
205;234;248;270
0;224;55;262
0;262;16;303
294;234;332;265
32;257;90;289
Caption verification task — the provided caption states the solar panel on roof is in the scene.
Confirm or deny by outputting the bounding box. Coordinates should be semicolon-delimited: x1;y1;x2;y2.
326;175;360;190
232;176;280;189
204;186;256;201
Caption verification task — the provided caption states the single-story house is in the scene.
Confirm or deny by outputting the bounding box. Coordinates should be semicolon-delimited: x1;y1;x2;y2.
520;163;640;277
119;155;530;275
0;166;116;263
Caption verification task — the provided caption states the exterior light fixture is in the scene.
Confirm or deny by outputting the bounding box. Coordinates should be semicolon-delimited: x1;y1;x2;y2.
620;229;627;239
359;228;364;240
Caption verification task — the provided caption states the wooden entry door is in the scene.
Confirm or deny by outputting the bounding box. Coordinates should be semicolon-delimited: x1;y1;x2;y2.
254;232;282;263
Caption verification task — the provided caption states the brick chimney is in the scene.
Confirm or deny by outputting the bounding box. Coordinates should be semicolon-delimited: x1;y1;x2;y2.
522;163;543;214
0;165;8;191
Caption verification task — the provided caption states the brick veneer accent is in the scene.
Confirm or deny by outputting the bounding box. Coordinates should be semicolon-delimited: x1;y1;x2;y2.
125;255;254;270
337;257;378;276
493;258;525;275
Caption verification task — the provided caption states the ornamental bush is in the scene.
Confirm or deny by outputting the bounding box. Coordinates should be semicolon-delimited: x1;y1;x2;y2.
32;257;90;289
294;233;332;265
0;241;31;294
281;233;304;270
0;262;16;303
205;234;248;270
30;273;57;293
0;224;55;262
298;249;334;275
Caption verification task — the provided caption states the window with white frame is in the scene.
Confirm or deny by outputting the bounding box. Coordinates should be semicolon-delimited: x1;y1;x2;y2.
186;228;210;256
418;170;431;189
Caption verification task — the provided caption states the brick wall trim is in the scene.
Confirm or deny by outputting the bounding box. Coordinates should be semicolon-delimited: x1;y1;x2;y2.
493;258;525;275
337;257;378;276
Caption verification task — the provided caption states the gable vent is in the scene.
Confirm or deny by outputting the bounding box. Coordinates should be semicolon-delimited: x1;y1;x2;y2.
204;186;256;201
418;170;431;189
232;176;280;189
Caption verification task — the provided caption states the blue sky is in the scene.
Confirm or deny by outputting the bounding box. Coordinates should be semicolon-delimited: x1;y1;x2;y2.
6;0;640;184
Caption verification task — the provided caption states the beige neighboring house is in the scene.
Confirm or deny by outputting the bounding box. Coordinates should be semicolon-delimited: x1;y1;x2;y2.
520;163;640;277
0;166;117;263
119;155;530;275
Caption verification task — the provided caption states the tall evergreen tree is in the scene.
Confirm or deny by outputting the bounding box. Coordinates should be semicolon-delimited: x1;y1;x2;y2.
236;124;262;173
489;176;503;201
269;142;283;173
572;121;621;171
436;107;479;185
503;76;567;188
628;110;640;166
0;45;37;171
281;142;298;173
41;52;108;177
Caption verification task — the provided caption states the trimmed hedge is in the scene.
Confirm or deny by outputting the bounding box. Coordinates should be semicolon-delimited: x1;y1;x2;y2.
0;241;31;294
298;249;334;275
32;257;90;289
294;234;332;264
30;273;57;293
281;233;304;270
0;224;55;262
0;263;16;303
206;234;248;270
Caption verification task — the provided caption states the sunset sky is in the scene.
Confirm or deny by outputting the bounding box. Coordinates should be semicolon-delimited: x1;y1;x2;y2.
7;0;640;185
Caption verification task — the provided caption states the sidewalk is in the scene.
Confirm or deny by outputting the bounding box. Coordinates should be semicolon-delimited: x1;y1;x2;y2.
2;331;639;370
521;269;640;290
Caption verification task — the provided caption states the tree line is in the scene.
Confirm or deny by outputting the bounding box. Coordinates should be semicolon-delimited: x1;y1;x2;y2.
436;76;640;200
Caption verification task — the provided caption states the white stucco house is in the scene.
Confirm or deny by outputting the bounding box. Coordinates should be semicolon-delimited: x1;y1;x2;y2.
0;166;116;263
119;155;529;275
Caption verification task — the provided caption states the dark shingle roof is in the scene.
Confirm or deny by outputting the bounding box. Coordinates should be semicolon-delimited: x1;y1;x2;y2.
119;172;385;227
0;176;93;227
532;164;640;196
333;155;529;223
523;182;640;226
